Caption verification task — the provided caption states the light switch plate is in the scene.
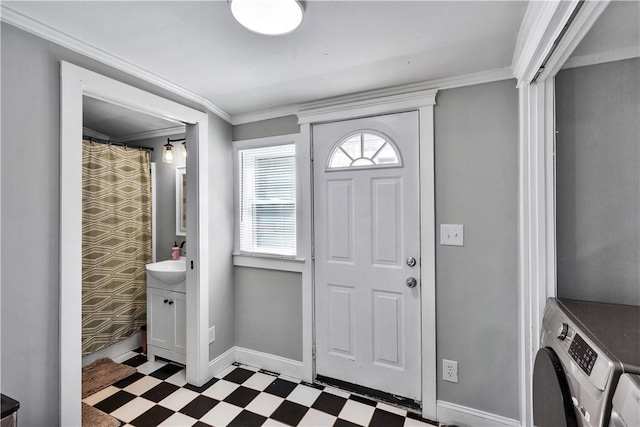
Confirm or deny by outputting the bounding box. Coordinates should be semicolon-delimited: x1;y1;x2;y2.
440;224;464;246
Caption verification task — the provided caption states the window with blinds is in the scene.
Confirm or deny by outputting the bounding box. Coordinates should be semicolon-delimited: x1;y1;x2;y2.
238;144;296;257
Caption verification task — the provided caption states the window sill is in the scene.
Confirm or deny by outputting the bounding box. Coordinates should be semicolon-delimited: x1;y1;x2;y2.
232;253;306;273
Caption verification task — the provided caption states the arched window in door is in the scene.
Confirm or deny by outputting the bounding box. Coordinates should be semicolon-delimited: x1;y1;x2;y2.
326;131;401;170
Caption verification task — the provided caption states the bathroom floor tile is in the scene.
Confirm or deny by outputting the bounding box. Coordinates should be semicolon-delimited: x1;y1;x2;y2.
85;349;437;427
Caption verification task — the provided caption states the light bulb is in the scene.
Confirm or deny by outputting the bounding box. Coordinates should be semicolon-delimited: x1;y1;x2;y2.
163;143;174;164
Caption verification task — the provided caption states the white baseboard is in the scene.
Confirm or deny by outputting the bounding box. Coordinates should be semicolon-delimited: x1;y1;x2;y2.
437;400;520;427
83;332;141;367
207;346;304;380
208;346;237;378
234;347;304;379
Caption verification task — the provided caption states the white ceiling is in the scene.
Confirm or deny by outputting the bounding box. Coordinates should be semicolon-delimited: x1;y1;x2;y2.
5;1;528;121
569;0;640;59
83;96;184;140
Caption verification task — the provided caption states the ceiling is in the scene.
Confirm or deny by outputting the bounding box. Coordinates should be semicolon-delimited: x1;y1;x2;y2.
83;96;184;140
5;1;528;123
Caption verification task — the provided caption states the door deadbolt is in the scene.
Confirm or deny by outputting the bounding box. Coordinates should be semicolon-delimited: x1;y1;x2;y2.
406;277;418;288
406;256;417;267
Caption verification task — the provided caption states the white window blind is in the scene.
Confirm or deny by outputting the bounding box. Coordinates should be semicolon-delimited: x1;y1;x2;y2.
238;144;296;257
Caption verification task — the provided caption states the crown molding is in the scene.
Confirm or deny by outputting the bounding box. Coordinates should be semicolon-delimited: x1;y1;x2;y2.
561;46;640;70
231;105;300;126
511;0;577;84
233;67;513;125
297;88;437;125
82;127;112;140
0;4;232;123
118;126;186;142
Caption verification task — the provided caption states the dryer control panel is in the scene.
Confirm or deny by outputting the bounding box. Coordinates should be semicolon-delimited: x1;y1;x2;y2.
569;333;598;376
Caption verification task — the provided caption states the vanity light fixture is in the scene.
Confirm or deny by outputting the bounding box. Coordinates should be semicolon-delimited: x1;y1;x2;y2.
230;0;304;36
162;140;174;164
164;137;186;164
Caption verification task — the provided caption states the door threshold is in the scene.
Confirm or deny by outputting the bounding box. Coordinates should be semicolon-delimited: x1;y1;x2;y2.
315;374;421;412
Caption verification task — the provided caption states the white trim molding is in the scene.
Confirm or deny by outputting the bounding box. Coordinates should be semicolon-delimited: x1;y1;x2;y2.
297;89;437;421
561;45;640;70
82;127;112;140
1;4;231;123
60;62;211;426
235;347;304;380
298;89;437;125
208;347;238;378
208;346;304;381
512;1;610;425
118;125;186;142
234;68;511;125
436;401;520;427
233;254;305;273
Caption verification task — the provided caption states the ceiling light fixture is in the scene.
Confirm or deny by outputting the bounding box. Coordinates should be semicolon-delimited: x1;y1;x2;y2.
230;0;304;36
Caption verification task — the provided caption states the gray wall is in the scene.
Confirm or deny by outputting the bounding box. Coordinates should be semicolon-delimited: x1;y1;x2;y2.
434;79;519;419
232;79;520;419
133;133;187;262
0;23;234;426
556;58;640;306
232;116;304;361
235;268;303;361
232;115;300;141
207;114;235;359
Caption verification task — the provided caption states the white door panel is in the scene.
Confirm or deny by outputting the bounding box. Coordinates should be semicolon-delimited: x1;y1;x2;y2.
314;111;421;401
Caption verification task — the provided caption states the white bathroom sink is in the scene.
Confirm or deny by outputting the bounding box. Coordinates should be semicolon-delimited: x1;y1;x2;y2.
146;259;186;285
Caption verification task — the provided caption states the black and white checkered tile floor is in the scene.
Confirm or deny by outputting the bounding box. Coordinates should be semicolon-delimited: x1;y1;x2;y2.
83;349;437;427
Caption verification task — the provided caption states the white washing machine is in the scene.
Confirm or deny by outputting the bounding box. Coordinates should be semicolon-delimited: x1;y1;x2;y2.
533;298;640;427
609;373;640;427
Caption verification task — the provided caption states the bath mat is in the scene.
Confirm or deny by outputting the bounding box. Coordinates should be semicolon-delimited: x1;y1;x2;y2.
82;402;120;427
82;358;136;398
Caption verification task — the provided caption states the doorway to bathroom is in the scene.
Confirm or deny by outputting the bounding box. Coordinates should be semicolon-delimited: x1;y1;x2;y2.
80;96;188;366
60;62;211;426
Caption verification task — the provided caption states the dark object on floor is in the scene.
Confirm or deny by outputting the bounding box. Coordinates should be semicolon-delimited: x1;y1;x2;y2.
82;402;120;427
82;357;137;398
1;393;20;427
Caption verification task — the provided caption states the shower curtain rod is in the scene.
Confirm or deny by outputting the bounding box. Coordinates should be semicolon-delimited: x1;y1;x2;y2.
84;136;154;151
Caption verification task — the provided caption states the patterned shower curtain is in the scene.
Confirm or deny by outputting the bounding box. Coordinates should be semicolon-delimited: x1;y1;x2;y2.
82;140;152;355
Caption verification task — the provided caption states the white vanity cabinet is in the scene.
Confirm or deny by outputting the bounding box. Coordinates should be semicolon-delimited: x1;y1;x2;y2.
146;269;187;365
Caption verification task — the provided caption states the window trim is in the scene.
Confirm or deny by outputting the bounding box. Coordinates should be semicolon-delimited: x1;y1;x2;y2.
233;133;304;269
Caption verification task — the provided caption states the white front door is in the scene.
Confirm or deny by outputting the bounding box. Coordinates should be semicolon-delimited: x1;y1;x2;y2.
313;111;421;402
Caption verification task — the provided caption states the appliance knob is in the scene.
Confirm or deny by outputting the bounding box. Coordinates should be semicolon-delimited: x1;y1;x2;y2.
557;322;569;340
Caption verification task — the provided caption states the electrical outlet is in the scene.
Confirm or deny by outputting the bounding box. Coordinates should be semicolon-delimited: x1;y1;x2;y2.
443;359;458;383
208;326;216;343
440;224;464;246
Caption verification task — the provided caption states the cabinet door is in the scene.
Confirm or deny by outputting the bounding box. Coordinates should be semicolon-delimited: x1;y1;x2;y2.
172;292;187;355
148;288;171;350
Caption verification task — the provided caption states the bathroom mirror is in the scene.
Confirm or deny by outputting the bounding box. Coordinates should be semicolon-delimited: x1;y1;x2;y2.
176;167;186;236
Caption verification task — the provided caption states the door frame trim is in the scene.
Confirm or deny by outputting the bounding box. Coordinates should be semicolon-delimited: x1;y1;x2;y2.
298;89;437;420
60;62;210;425
512;1;610;425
